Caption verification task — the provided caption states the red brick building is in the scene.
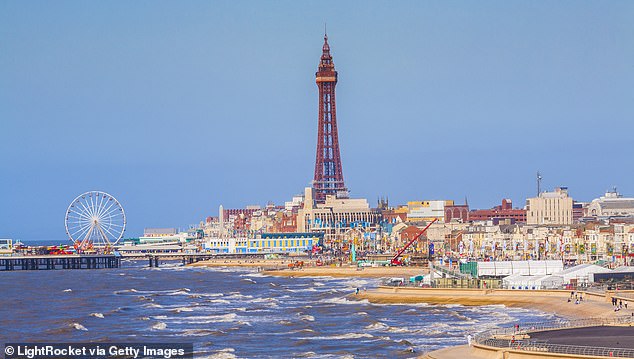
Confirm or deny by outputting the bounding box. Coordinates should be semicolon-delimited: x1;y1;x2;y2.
381;209;408;224
444;204;470;222
469;199;527;222
398;225;429;251
270;212;298;233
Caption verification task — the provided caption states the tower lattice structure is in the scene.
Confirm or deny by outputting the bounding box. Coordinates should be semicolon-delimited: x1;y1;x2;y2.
312;33;348;203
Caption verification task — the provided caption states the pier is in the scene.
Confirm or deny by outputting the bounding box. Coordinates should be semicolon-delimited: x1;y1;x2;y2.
0;255;120;271
119;252;278;268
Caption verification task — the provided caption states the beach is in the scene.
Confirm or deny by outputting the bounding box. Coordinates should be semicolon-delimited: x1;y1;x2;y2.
189;258;292;269
191;259;429;278
356;286;627;320
190;259;634;320
191;259;626;320
263;265;428;278
189;259;634;357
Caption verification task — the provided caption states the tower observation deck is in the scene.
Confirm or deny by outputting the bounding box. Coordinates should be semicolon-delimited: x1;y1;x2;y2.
312;33;348;203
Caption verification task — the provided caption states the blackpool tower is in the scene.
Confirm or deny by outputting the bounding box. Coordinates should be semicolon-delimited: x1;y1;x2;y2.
312;33;348;203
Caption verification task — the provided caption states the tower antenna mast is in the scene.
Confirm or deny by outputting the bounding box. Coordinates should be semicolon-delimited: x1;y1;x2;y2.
537;171;542;196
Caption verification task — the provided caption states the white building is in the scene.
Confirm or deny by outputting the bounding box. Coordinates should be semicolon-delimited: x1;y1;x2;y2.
203;237;248;253
503;274;564;290
587;190;634;218
554;263;612;285
297;187;381;243
407;200;450;222
476;260;563;277
285;195;305;211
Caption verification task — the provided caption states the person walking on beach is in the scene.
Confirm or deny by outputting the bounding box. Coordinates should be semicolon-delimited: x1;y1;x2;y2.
355;288;359;295
625;300;628;309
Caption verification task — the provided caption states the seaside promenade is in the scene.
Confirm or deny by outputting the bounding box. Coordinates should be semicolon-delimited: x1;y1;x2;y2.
424;324;634;359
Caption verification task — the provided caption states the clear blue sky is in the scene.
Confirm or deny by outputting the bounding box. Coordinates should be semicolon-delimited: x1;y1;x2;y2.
1;1;633;240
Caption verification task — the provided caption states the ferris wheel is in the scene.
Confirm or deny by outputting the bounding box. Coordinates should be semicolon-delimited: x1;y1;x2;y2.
65;191;126;249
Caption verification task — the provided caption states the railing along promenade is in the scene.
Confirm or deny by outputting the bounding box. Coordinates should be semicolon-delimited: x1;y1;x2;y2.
473;316;634;358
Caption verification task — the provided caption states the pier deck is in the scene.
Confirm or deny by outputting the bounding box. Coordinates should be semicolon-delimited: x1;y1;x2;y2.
0;255;120;271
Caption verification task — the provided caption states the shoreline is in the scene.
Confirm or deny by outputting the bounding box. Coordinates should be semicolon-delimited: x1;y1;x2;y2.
190;259;429;278
190;259;628;320
189;259;633;357
262;266;428;278
356;286;626;320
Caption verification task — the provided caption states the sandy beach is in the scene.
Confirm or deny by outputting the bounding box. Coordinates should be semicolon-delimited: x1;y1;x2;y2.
356;286;628;320
189;258;293;269
262;266;428;278
191;258;428;278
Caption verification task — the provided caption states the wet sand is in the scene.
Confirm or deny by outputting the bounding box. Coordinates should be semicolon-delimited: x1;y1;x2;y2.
191;259;428;278
357;286;624;320
263;266;428;278
189;258;292;269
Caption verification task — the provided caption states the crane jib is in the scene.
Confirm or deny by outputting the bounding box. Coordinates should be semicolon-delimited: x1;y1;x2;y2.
392;218;438;263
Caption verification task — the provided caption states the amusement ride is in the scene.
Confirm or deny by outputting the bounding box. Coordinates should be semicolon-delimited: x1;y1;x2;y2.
64;191;126;252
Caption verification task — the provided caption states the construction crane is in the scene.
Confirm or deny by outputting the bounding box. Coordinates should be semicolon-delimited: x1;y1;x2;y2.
391;218;438;265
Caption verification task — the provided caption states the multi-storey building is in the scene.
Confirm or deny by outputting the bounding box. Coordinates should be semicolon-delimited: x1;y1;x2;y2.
469;199;527;223
526;187;573;225
587;190;634;218
406;200;452;222
297;187;381;245
444;203;470;222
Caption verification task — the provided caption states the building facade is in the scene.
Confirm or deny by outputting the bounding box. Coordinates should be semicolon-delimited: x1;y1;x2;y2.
297;187;381;245
470;199;527;223
406;200;451;222
527;187;573;225
587;190;634;218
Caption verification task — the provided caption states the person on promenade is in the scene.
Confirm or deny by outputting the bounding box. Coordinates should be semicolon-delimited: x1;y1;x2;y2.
620;300;623;309
625;300;628;309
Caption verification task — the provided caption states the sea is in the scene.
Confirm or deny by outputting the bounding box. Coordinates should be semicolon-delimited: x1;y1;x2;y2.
0;257;557;358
